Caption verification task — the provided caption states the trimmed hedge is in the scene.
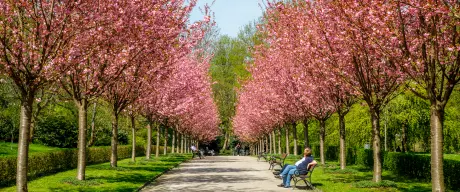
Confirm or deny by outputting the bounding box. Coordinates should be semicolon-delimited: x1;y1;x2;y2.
312;145;339;161
0;145;145;187
356;149;460;190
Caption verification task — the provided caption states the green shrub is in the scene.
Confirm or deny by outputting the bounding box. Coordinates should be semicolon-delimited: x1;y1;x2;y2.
312;145;339;161
346;147;357;165
0;145;145;187
356;149;374;168
34;115;78;148
383;152;460;190
356;150;460;190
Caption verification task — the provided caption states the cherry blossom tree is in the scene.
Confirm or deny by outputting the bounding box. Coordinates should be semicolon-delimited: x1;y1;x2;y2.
391;1;460;190
0;1;80;190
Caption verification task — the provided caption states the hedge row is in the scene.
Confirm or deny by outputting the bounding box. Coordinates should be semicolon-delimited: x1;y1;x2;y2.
356;149;460;190
0;145;145;187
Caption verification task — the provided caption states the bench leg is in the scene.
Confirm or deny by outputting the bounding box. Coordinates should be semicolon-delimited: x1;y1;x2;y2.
304;180;314;190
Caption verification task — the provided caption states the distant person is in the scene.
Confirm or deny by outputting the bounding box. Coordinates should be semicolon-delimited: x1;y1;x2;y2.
191;145;197;158
396;146;401;152
236;143;241;156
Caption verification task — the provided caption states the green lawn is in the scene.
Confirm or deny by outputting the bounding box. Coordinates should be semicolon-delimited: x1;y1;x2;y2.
280;156;456;192
0;142;62;157
0;154;191;192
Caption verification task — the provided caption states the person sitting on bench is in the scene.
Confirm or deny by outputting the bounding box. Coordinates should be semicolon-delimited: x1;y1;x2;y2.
277;147;316;188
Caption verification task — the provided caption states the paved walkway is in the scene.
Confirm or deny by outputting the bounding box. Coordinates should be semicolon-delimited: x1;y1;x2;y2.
140;156;294;192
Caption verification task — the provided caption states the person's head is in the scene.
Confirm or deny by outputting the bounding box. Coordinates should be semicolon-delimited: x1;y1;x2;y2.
304;147;312;157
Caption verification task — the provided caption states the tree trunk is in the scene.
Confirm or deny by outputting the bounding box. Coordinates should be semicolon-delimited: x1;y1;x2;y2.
293;123;297;156
370;108;382;182
146;122;152;159
131;115;136;162
430;104;445;192
272;130;276;154
155;123;160;157
319;120;326;166
285;126;290;154
163;127;168;155
260;139;262;153
181;134;184;153
269;132;273;154
16;95;34;192
303;120;309;148
278;129;281;154
185;136;188;153
401;122;407;153
339;113;346;170
76;99;88;180
265;135;269;153
29;120;35;143
222;131;229;151
110;110;119;167
87;102;97;147
171;129;175;153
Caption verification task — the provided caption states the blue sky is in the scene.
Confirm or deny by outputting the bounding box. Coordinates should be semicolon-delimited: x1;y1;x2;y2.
190;0;263;37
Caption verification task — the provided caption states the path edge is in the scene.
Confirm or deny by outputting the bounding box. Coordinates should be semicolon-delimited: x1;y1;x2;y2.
136;158;193;191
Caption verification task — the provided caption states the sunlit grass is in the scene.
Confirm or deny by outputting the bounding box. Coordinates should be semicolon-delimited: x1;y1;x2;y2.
0;154;191;192
0;142;63;157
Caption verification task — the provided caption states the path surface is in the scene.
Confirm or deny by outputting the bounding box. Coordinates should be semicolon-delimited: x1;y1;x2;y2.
140;156;293;192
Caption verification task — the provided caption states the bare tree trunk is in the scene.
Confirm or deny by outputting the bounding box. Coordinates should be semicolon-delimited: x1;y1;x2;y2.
221;131;228;151
171;129;175;153
339;113;346;170
110;110;119;167
131;115;136;162
319;120;326;166
401;122;407;153
16;95;34;192
259;139;262;153
181;134;184;153
146;122;152;159
272;130;276;154
278;129;281;154
185;136;188;153
87;102;97;147
370;108;382;182
155;123;160;157
303;120;309;148
163;127;168;155
430;105;445;192
293;123;297;156
285;126;290;154
265;135;269;153
269;133;273;154
76;99;88;180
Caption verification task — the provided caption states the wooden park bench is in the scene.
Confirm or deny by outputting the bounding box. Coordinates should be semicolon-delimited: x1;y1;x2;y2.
257;152;269;162
269;153;288;170
291;163;317;189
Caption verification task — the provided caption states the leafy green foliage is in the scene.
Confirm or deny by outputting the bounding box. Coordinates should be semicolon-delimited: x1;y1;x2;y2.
35;114;78;148
0;142;61;157
0;145;145;187
0;154;191;192
0;77;19;142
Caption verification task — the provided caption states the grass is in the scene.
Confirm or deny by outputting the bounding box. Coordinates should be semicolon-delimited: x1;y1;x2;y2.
280;156;459;192
0;142;62;157
0;154;191;192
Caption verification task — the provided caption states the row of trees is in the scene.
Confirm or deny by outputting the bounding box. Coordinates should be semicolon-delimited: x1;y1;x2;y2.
233;1;460;191
0;1;219;191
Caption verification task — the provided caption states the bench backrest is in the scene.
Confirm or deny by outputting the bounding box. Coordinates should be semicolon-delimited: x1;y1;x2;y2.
307;164;317;175
280;153;288;160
